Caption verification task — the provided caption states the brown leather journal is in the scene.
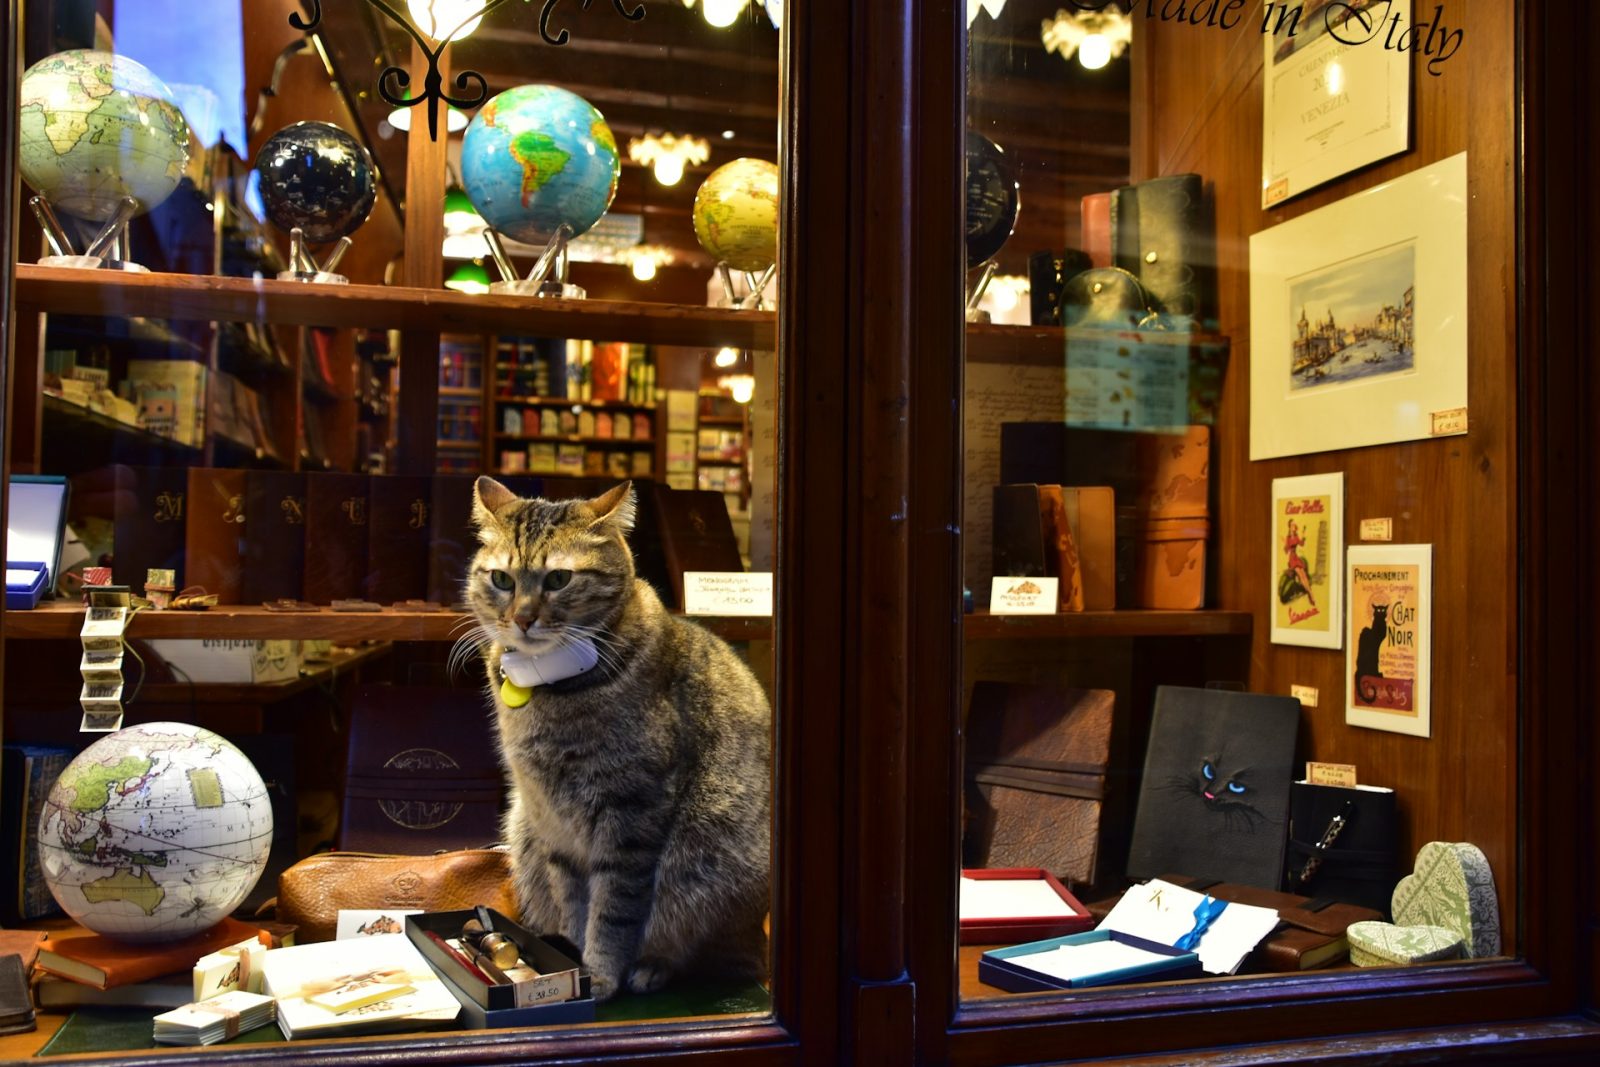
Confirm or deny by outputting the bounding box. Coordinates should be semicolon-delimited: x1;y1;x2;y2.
276;849;519;943
365;475;432;604
1058;487;1116;610
303;472;369;603
185;467;246;603
1037;485;1085;611
964;684;1114;887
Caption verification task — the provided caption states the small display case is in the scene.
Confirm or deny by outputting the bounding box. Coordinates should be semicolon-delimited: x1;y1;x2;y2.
5;474;69;609
959;867;1093;945
979;929;1202;993
406;909;594;1029
5;561;48;609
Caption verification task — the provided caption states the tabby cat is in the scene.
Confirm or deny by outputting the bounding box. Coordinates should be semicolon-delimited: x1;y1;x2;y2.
465;477;770;1000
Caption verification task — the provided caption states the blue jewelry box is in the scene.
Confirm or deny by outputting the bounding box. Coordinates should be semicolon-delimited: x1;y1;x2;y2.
979;929;1202;993
5;475;69;609
5;561;49;610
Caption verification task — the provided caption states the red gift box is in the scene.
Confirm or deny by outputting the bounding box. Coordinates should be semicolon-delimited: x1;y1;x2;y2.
959;867;1093;945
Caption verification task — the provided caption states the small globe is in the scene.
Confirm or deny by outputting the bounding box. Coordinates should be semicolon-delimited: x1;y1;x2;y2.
38;722;273;943
460;85;620;244
255;121;377;244
692;158;779;273
965;131;1019;270
18;50;190;222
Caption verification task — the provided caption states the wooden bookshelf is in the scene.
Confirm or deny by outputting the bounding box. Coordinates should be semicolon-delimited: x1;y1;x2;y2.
1;602;773;644
16;267;777;350
963;609;1252;640
965;322;1229;365
496;434;656;446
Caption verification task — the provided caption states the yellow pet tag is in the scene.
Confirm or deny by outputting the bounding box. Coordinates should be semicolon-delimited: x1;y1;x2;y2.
500;676;533;708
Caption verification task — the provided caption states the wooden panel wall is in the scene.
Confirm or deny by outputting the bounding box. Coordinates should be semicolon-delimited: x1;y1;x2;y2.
1134;1;1519;940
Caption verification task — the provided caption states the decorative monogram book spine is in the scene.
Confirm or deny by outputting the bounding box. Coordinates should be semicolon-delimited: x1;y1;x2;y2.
111;465;189;594
366;476;432;605
185;468;247;604
243;471;307;603
303;473;370;603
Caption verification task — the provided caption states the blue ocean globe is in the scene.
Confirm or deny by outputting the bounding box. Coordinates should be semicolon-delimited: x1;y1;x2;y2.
460;85;620;244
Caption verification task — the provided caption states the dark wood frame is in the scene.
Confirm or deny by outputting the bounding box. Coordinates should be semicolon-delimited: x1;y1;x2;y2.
1;1;1598;1065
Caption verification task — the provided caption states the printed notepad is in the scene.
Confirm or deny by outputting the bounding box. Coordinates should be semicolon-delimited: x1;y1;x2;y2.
958;876;1078;921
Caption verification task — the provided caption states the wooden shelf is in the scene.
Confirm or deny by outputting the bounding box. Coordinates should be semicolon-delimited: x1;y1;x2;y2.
137;643;391;704
965;322;1229;365
697;457;746;465
41;393;202;469
2;602;770;643
697;415;747;427
494;396;657;411
438;386;482;397
16;266;776;349
497;434;655;446
963;609;1252;640
436;439;482;449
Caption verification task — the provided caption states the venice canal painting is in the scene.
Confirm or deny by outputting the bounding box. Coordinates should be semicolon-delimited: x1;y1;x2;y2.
1288;241;1415;392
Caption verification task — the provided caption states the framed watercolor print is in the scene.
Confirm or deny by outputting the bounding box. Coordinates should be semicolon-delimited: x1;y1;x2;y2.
1261;0;1412;208
1345;544;1432;738
1270;472;1344;648
1249;152;1467;460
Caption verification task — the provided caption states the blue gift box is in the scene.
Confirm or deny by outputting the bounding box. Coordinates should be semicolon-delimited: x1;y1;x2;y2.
979;929;1202;993
4;562;49;610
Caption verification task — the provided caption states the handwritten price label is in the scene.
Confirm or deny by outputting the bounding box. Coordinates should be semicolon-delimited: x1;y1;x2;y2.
683;572;774;617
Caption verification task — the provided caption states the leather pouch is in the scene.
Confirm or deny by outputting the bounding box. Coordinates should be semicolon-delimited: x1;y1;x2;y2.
276;849;519;943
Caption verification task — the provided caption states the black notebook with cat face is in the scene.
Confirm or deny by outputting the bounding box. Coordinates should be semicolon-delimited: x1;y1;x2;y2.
1127;686;1301;889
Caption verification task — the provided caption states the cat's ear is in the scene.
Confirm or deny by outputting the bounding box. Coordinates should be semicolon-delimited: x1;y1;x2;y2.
587;481;636;534
473;476;519;529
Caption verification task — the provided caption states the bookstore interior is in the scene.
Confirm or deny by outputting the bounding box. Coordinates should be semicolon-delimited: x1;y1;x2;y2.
0;0;1596;1064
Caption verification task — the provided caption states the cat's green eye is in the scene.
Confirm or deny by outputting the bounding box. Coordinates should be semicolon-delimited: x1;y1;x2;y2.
489;569;514;591
543;569;573;592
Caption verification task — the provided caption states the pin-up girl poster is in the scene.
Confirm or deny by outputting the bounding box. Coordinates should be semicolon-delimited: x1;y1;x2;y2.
1270;473;1343;648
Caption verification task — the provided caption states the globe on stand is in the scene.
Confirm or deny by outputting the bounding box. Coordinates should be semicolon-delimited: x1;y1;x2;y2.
255;121;378;285
38;722;273;943
460;85;621;299
17;50;191;272
692;157;779;310
964;131;1020;322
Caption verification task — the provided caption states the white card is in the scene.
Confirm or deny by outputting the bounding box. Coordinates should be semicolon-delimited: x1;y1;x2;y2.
1098;879;1280;975
989;576;1058;615
1009;939;1172;983
958;876;1076;921
683;572;773;616
335;910;420;940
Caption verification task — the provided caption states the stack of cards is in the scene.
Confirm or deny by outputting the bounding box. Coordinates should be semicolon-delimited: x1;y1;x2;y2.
193;936;268;1000
79;588;131;732
153;991;275;1046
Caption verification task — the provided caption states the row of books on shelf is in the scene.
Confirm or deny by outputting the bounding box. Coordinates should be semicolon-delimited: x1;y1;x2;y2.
81;467;736;611
697;465;745;495
698;428;745;462
501;446;654;480
502;407;652;440
439;337;483;390
493;337;657;405
438;400;485;443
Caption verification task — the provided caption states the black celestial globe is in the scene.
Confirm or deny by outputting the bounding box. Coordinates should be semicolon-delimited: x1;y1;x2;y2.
254;121;377;244
965;131;1020;270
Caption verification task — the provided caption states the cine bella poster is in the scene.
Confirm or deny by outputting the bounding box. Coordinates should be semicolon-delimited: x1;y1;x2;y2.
1270;473;1343;649
1345;544;1433;738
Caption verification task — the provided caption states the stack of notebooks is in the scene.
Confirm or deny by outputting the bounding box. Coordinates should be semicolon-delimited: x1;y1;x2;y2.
153;991;276;1046
32;918;275;1011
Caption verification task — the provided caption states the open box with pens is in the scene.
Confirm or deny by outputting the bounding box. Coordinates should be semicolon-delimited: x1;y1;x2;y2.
405;909;595;1028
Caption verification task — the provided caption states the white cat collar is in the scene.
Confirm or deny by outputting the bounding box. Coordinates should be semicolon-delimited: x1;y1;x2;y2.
501;640;600;689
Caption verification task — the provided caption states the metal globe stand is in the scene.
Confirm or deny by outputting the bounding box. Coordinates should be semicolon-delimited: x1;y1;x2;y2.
484;225;585;299
30;195;150;273
277;227;354;285
965;260;999;324
715;261;777;311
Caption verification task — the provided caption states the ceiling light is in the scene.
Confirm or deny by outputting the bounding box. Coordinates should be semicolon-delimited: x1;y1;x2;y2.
683;0;778;29
618;244;675;282
714;346;739;368
387;105;468;134
628;133;711;187
445;260;490;295
719;374;756;404
1042;7;1133;69
722;129;736;140
968;0;1006;26
408;0;483;42
986;274;1029;313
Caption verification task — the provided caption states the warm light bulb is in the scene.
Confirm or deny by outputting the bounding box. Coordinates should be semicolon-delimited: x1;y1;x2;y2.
409;0;483;42
653;154;686;187
714;347;739;368
632;256;658;282
1078;32;1113;70
726;376;756;404
992;286;1019;313
703;0;747;29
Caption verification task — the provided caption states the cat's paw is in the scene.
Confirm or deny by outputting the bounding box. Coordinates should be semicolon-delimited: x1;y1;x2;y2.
627;958;674;995
588;972;621;1002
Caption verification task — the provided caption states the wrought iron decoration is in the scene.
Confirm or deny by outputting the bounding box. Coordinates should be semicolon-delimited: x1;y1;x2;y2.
288;0;647;139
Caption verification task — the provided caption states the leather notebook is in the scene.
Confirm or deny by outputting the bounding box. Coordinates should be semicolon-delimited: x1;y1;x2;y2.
111;464;188;594
0;953;34;1036
242;471;306;603
1111;173;1214;327
1285;781;1400;916
339;685;505;854
184;467;247;603
1058;487;1116;611
366;475;433;604
1080;191;1114;269
964;684;1114;887
1037;485;1085;611
991;484;1047;580
303;472;369;603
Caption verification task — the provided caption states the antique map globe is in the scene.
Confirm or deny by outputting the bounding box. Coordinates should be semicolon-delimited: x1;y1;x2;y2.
692;157;779;272
38;722;273;943
255;121;378;244
460;84;620;243
17;50;190;221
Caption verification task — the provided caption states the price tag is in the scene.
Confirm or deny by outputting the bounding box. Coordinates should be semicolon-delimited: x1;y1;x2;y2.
989;576;1059;615
1430;407;1469;436
1291;684;1319;708
683;572;773;617
1359;517;1393;542
1306;762;1359;787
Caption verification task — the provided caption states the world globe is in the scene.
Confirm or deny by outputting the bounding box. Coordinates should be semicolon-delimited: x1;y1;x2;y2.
692;158;779;273
460;84;620;244
38;722;273;943
255;121;378;244
17;50;190;222
965;131;1019;269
